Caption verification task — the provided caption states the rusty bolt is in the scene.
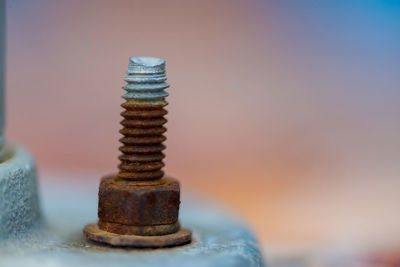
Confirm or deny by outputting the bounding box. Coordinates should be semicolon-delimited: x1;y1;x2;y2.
84;57;192;247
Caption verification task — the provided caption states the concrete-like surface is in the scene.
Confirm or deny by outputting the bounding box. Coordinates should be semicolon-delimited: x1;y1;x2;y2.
0;144;40;238
0;173;264;267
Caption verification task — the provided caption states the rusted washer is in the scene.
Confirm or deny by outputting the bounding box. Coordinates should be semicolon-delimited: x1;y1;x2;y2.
84;224;192;248
98;221;180;236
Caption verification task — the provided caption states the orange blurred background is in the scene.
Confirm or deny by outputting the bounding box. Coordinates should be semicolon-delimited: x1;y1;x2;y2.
5;0;400;255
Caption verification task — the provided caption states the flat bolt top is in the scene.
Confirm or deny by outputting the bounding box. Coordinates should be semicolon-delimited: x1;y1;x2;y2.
128;57;165;74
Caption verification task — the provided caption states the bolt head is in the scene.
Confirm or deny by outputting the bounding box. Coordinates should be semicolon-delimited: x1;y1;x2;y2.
98;175;180;226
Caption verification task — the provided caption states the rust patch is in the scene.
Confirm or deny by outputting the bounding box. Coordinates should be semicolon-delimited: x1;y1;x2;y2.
84;224;192;248
98;175;180;227
98;221;180;236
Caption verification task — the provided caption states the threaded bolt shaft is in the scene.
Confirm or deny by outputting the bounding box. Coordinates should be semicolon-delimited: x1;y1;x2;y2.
118;57;169;181
84;56;192;247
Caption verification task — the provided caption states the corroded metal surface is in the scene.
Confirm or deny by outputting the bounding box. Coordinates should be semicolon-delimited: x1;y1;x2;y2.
118;103;167;180
98;220;180;236
98;176;180;231
84;224;192;248
84;57;192;247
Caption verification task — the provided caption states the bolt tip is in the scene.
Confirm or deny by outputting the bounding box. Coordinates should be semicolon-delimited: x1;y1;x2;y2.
130;57;165;67
128;57;165;74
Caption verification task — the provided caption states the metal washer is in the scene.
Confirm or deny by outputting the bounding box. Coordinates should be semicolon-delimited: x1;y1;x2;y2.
84;223;192;248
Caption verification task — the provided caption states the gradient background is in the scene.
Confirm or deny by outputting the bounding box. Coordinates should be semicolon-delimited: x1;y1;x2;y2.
4;0;400;259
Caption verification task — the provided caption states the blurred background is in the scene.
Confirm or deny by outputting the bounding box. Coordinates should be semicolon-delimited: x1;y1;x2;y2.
4;0;400;264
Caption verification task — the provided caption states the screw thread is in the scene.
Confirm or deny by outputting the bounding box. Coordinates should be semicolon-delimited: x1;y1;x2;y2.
118;57;169;181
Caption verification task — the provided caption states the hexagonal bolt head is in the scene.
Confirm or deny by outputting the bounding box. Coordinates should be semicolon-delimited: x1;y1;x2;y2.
98;176;180;227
